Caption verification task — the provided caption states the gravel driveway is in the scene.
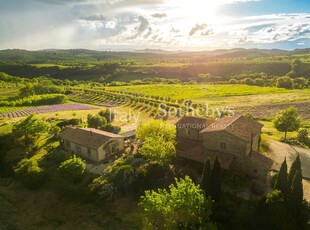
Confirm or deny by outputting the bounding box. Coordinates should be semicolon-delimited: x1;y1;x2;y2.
267;140;310;201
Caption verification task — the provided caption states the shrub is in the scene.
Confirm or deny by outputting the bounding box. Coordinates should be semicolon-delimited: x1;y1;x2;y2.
276;76;293;89
99;109;115;123
101;124;121;134
58;155;86;182
14;158;46;189
260;139;270;152
297;128;309;144
243;78;254;85
293;77;308;89
57;118;81;128
254;78;264;86
229;79;238;84
0;94;68;107
50;126;61;135
87;114;107;129
46;148;70;164
139;176;214;229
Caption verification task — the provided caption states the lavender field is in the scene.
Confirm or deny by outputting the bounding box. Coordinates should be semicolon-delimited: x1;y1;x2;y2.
0;104;99;118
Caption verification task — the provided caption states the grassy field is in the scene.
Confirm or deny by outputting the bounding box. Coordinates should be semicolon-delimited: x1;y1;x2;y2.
261;121;295;141
107;84;288;98
29;63;71;69
1;83;309;133
106;84;310;107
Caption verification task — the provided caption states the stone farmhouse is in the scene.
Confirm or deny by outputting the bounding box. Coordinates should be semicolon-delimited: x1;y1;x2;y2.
59;127;124;162
176;115;273;179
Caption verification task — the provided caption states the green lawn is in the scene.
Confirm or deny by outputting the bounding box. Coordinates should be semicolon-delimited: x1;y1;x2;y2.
106;84;310;107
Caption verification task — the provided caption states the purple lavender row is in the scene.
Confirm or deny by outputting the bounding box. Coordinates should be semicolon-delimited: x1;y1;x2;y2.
0;104;99;118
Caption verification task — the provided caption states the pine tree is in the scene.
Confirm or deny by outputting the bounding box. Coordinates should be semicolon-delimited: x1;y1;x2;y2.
211;157;221;201
288;154;301;191
274;158;288;194
201;159;212;197
290;170;303;203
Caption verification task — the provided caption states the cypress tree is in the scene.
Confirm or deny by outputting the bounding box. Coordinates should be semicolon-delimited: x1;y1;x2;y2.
290;170;303;203
201;159;212;197
274;158;288;194
288;154;301;191
211;157;221;201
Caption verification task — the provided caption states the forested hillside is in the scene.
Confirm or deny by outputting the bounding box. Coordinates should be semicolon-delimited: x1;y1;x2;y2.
0;49;310;82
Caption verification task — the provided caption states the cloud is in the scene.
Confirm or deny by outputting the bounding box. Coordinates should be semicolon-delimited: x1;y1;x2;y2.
201;29;214;36
189;24;208;36
170;26;180;33
80;15;106;21
78;17;127;41
129;16;150;39
238;36;247;43
250;23;310;43
1;0;310;50
151;13;167;18
33;0;165;7
32;0;89;5
189;24;213;36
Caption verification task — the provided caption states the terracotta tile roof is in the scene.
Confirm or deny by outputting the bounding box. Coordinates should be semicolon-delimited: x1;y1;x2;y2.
176;137;234;169
175;116;213;131
58;127;123;150
200;115;263;142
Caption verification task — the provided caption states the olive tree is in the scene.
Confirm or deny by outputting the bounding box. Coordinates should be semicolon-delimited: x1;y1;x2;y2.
273;106;300;139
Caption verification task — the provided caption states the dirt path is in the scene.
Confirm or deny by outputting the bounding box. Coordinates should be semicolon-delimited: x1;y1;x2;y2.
267;140;310;201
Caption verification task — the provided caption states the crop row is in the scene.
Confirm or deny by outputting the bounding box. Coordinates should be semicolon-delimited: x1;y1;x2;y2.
0;103;98;118
68;89;206;117
69;87;208;109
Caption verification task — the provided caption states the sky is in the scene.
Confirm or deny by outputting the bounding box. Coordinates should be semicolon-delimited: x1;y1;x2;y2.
0;0;310;51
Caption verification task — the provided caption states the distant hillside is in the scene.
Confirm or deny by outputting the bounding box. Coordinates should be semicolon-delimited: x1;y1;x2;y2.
0;48;309;82
0;48;308;63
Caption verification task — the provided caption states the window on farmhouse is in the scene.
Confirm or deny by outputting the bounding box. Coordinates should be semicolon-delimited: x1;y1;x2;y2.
220;142;227;150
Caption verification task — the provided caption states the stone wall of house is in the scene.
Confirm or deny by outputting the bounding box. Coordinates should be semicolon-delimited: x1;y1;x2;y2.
252;132;260;153
63;140;98;162
176;127;201;141
245;132;261;156
201;131;247;157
